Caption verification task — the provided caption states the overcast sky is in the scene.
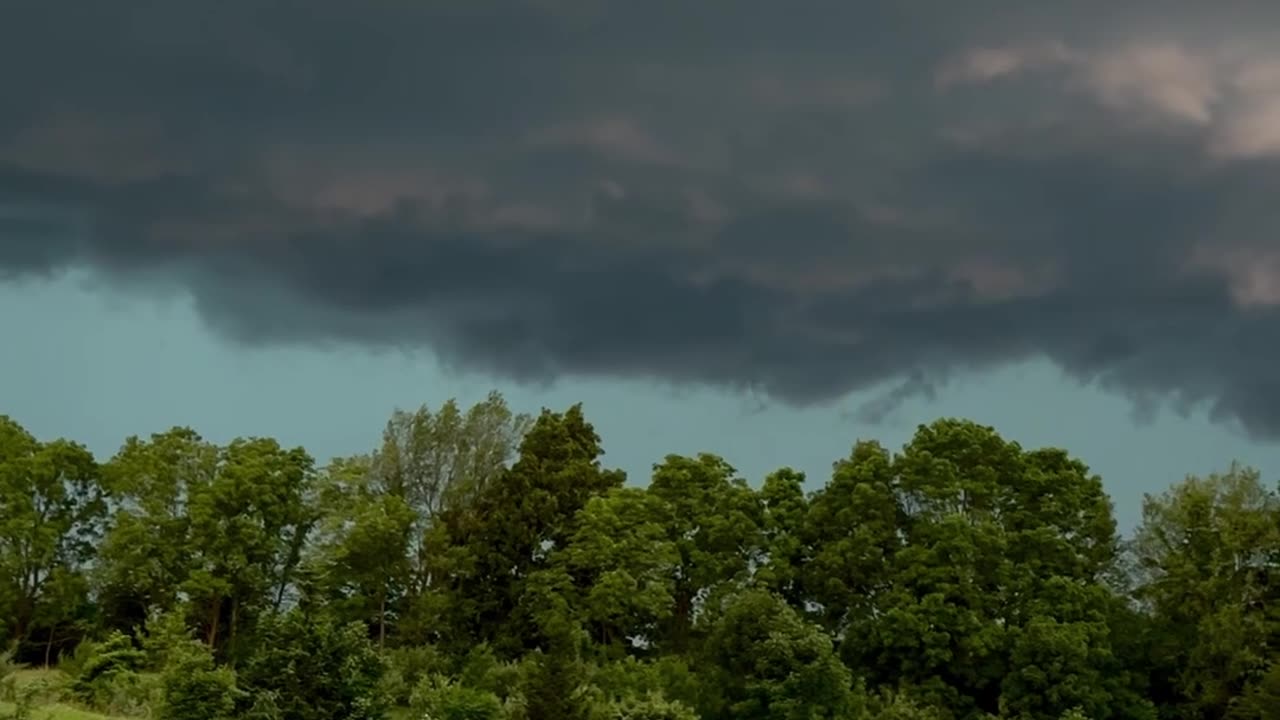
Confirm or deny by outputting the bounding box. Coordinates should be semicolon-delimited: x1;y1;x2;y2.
6;1;1280;531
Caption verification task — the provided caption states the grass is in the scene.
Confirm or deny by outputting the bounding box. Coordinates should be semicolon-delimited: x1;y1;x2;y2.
0;700;124;720
6;669;69;690
2;666;414;720
0;667;128;720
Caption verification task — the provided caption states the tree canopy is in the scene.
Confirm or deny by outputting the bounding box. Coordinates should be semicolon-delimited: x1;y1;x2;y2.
1;396;1278;720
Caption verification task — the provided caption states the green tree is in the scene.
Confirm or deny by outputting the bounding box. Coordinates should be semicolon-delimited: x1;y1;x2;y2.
0;416;104;657
601;692;700;720
373;391;531;595
1131;464;1280;720
430;404;624;656
565;487;680;655
699;588;858;720
837;420;1127;720
753;468;810;608
646;454;761;654
68;629;151;713
506;648;595;720
410;675;503;720
550;454;763;659
182;437;315;653
1230;661;1280;719
157;639;240;720
237;610;386;720
96;428;218;633
308;454;415;649
802;440;901;636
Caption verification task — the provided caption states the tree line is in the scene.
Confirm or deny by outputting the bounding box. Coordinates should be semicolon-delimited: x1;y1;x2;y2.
1;391;1278;720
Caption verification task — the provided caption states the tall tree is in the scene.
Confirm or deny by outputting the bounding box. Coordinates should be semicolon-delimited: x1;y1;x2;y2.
557;456;766;659
802;440;902;635
373;391;531;596
182;437;315;653
645;454;761;654
752;468;810;608
96;427;218;632
309;455;415;649
834;420;1135;720
0;416;105;657
564;486;681;655
429;403;624;657
1132;464;1280;720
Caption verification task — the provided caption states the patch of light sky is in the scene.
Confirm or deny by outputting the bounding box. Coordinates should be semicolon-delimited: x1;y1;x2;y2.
3;269;1277;534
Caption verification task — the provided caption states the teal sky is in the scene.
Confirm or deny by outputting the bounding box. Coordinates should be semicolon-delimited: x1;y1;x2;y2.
8;2;1280;539
4;270;1275;534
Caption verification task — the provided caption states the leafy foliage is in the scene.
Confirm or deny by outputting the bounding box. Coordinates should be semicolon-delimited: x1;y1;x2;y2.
600;692;700;720
67;631;155;714
158;640;240;720
236;610;384;720
700;589;858;720
410;675;503;720
4;395;1280;720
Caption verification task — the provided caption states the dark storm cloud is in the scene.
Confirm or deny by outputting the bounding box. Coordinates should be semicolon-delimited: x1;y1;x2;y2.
8;1;1280;435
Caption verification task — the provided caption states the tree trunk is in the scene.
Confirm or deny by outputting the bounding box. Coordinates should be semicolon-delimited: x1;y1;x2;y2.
671;589;692;653
275;521;314;611
229;595;239;654
44;628;55;668
12;597;32;648
378;587;387;651
206;598;221;648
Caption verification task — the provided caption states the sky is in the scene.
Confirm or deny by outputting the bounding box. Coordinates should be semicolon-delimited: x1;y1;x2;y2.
6;1;1280;532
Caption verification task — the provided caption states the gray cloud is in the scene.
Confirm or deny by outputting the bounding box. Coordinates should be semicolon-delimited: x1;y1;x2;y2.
7;1;1280;435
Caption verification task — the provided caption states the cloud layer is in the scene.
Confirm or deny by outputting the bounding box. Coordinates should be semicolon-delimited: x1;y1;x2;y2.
6;1;1280;434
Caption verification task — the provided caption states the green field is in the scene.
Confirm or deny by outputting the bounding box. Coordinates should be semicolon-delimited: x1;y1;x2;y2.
0;668;121;720
0;701;122;720
1;667;417;720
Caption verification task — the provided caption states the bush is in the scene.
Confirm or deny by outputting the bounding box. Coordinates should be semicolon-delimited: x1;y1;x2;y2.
410;675;503;720
56;640;94;680
700;590;857;720
0;682;39;720
238;610;386;720
456;645;518;701
503;650;595;720
0;646;19;703
866;691;944;720
87;671;160;717
142;609;202;670
68;631;158;715
69;631;144;692
158;641;240;720
599;692;700;720
379;645;450;707
590;657;699;713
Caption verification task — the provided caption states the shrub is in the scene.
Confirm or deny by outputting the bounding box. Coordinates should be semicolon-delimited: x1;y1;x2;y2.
142;609;202;670
379;644;450;707
456;645;518;701
503;650;595;720
238;610;386;720
866;691;944;720
599;692;700;720
410;675;503;720
68;631;157;715
0;682;38;720
0;646;19;703
590;657;699;713
158;641;240;720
